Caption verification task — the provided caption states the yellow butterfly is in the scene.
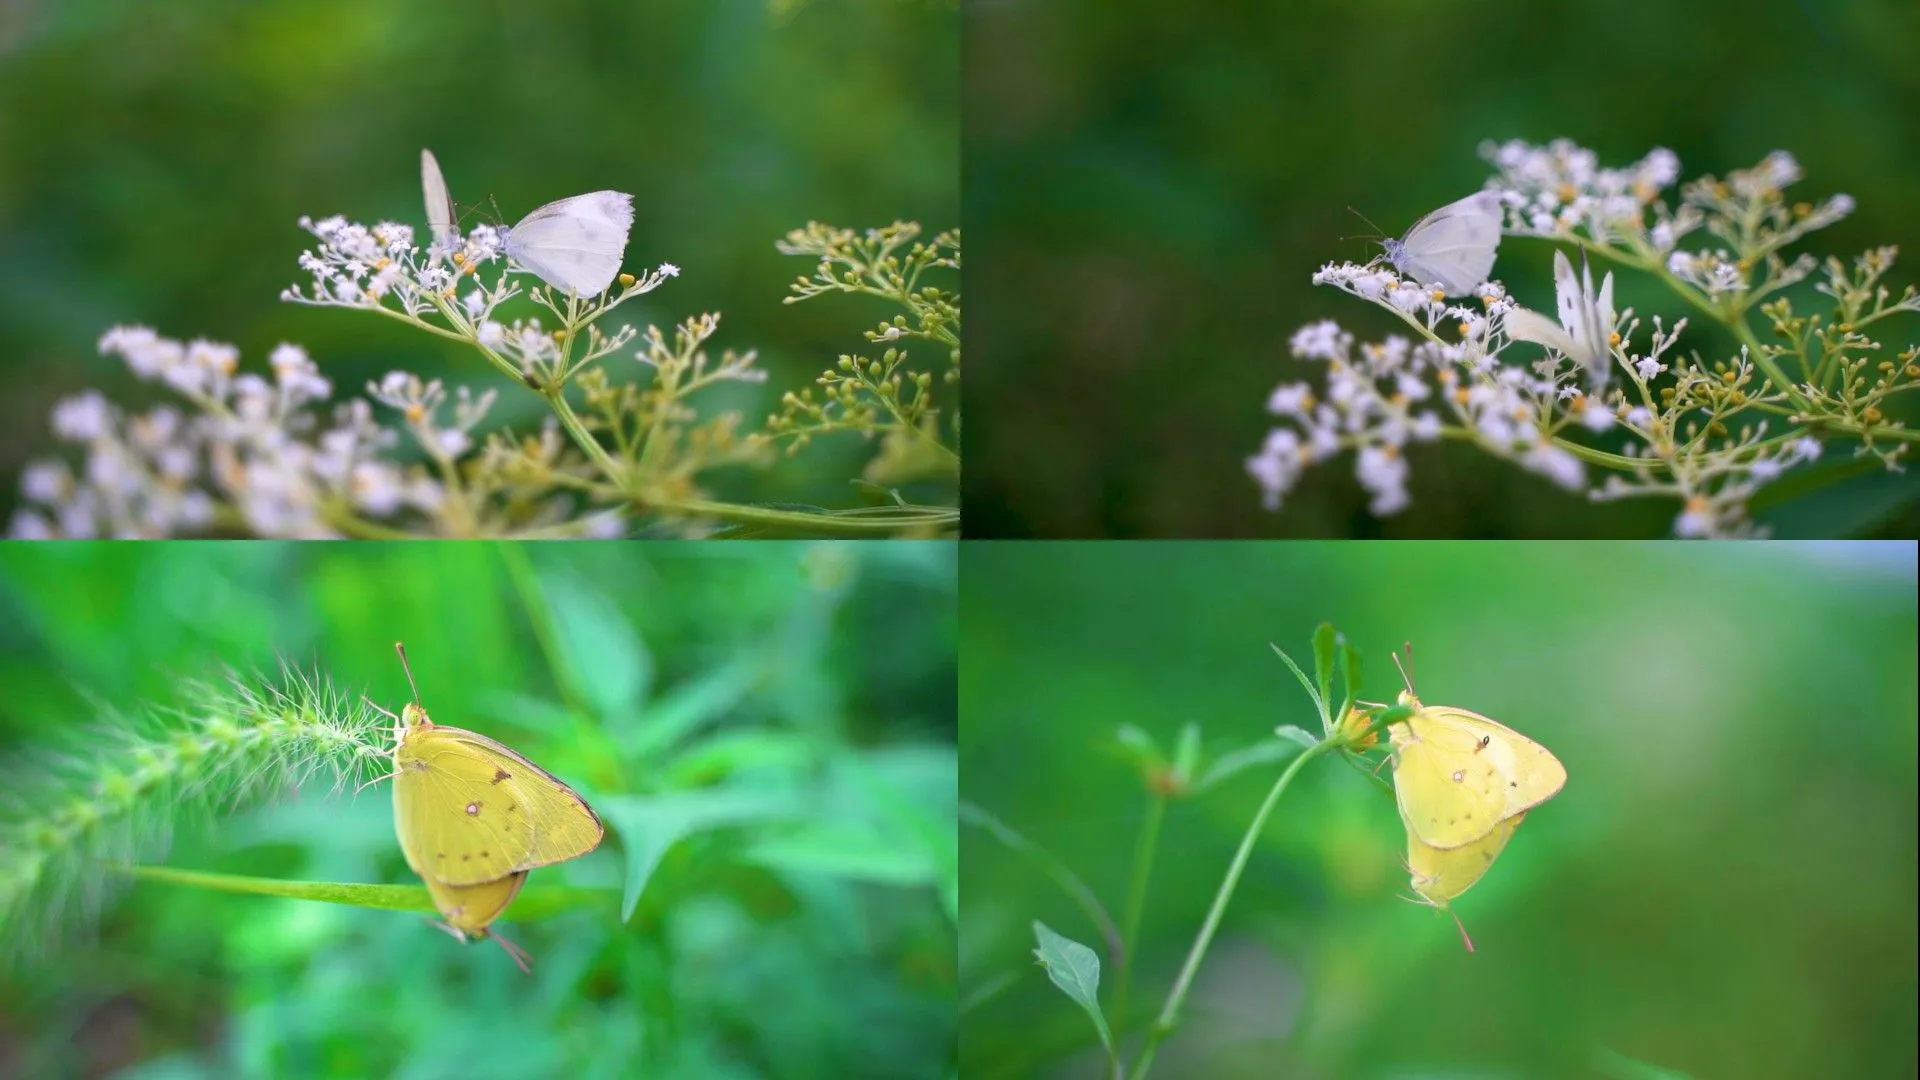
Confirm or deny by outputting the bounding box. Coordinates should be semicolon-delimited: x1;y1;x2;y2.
376;643;605;886
1404;812;1526;953
423;871;534;973
1383;663;1565;850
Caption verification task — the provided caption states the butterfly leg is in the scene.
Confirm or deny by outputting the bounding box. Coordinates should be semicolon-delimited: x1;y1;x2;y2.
489;929;534;974
355;769;400;795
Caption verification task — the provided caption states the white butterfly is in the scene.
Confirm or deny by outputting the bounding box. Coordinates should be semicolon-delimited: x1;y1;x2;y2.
1506;250;1617;388
504;190;635;298
1381;191;1505;296
420;149;456;261
417;148;634;297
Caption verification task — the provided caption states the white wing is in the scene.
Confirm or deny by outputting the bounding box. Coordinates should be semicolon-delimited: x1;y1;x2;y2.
504;190;635;296
1505;305;1575;354
420;149;455;256
1392;191;1504;295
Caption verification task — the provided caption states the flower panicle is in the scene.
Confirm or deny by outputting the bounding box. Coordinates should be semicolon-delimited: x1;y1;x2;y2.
1256;140;1913;538
0;663;388;961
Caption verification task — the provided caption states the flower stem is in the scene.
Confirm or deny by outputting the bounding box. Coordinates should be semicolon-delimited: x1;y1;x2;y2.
1129;737;1336;1080
1112;794;1167;1037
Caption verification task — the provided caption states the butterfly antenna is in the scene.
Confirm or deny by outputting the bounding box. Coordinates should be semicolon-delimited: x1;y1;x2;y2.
394;642;423;709
491;929;534;974
1346;205;1386;239
1391;648;1416;695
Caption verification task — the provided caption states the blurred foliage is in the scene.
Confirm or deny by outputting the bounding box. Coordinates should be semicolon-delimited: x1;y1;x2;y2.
965;0;1920;537
0;0;957;521
0;540;957;1079
958;541;1917;1078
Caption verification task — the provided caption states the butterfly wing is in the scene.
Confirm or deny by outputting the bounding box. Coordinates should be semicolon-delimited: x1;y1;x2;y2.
394;727;603;886
421;149;455;255
504;190;634;296
425;870;527;939
1394;191;1504;295
1390;705;1565;849
1505;305;1576;355
1409;811;1524;907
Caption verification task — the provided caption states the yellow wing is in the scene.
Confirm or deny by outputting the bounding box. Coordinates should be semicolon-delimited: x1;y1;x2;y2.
1390;704;1566;850
425;871;527;939
1409;811;1524;907
394;726;604;886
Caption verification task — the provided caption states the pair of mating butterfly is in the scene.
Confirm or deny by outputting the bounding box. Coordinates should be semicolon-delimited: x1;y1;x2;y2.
420;148;634;298
1368;650;1567;952
365;644;603;973
1379;191;1614;376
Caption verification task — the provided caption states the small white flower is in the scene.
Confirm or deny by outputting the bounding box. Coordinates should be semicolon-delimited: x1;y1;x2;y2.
1523;443;1585;491
52;392;113;442
659;263;681;277
1266;382;1315;417
20;460;70;503
1289;320;1347;361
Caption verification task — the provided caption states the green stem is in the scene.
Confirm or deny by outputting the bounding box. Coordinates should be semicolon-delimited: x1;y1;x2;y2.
1112;795;1167;1037
1130;737;1337;1080
654;498;959;536
545;387;624;482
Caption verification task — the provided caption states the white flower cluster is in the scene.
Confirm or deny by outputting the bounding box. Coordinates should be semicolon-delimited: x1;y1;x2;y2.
282;212;680;382
1256;140;1899;539
8;328;473;538
1480;138;1681;241
1246;304;1591;516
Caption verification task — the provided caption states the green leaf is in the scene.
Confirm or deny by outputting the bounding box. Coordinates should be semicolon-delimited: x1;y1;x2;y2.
1312;622;1337;712
598;789;797;921
1031;921;1112;1053
1193;739;1302;793
1340;641;1363;717
744;824;937;886
538;570;652;722
1274;725;1318;750
1592;1048;1699;1080
621;653;765;763
1171;721;1202;786
1269;642;1325;720
1113;723;1165;771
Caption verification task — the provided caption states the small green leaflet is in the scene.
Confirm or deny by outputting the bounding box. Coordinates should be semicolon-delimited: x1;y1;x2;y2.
1031;920;1111;1053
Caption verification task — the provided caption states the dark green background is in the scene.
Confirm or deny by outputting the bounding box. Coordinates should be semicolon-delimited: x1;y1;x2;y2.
0;540;957;1079
0;0;957;521
959;541;1918;1078
965;0;1920;538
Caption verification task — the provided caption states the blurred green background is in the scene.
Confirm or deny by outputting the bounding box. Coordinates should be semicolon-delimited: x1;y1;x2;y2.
958;541;1918;1078
0;0;957;519
965;0;1920;538
0;540;957;1079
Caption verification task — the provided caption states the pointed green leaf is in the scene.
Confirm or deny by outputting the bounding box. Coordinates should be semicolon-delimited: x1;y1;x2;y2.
1269;642;1325;719
1193;739;1302;793
1274;725;1318;749
1031;921;1112;1052
1312;623;1337;713
1171;722;1202;786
